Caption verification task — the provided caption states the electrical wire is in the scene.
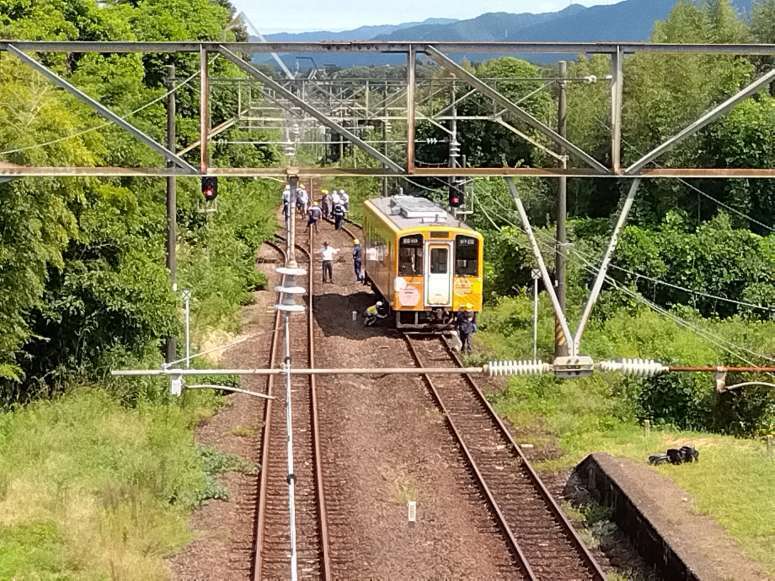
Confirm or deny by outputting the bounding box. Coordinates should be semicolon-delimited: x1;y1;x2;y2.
485;190;773;313
478;192;775;366
1;69;201;156
593;118;774;233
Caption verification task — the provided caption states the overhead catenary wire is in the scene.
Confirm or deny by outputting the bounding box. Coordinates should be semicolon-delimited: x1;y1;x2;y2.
592;118;774;233
484;188;774;313
479;192;774;366
0;69;202;156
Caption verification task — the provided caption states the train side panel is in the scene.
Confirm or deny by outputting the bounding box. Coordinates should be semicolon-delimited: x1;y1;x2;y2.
362;201;397;304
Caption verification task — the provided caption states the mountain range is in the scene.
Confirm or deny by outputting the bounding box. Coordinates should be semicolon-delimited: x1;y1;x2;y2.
257;0;755;68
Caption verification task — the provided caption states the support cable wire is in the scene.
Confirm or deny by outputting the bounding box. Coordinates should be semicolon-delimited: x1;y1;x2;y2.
1;69;202;156
594;118;773;233
479;194;775;367
484;191;775;313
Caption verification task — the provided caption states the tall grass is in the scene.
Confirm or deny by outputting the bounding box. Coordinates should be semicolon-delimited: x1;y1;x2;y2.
0;388;224;579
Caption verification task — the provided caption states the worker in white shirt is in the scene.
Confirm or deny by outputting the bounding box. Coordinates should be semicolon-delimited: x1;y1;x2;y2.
319;241;339;283
331;189;342;207
340;189;350;211
296;186;309;216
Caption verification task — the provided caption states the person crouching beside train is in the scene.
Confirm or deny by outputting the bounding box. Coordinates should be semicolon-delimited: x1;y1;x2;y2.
352;239;364;283
364;301;388;326
456;304;477;353
319;241;339;284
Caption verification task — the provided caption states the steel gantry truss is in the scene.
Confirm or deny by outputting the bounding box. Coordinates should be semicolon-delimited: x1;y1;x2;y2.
1;41;774;179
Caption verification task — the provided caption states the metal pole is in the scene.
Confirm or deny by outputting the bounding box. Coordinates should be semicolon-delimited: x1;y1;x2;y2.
406;46;416;173
555;60;569;359
449;81;460;203
165;64;177;364
183;289;191;368
532;269;540;362
611;47;623;172
506;178;574;350
382;81;389;196
573;179;641;353
287;175;298;267
199;47;209;174
284;314;299;581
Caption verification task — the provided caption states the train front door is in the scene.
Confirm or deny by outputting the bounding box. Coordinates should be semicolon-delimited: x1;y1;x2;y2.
424;242;453;307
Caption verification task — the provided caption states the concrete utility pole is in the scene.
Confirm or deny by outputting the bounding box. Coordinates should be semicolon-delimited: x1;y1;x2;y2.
382;81;389;197
554;60;569;359
449;80;461;202
165;64;177;364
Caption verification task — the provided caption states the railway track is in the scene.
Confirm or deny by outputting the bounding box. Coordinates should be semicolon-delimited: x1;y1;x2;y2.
403;333;605;581
254;230;331;581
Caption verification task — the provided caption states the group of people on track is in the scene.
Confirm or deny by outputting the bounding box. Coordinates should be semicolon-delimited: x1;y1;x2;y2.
282;184;350;233
280;184;476;352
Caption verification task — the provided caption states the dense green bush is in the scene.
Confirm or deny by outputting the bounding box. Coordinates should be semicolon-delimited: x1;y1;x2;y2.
479;295;774;436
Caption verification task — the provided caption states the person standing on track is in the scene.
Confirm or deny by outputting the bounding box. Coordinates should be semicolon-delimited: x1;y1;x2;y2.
340;189;350;212
320;190;331;219
456;304;477;353
307;201;322;233
331;189;342;208
352;238;363;282
333;202;346;231
282;185;291;219
296;185;309;216
319;241;339;284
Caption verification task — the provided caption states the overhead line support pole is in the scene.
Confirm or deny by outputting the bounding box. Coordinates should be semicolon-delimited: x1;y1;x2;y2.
407;45;417;174
199;46;209;174
217;45;405;173
506;178;575;351
165;64;177;364
555;60;569;359
626;67;775;174
425;45;609;174
611;46;623;173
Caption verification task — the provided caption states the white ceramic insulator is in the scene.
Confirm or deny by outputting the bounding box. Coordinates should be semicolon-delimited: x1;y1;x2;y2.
487;360;548;377
599;359;668;378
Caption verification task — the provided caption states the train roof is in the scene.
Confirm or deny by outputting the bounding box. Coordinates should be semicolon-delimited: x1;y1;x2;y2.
366;196;476;233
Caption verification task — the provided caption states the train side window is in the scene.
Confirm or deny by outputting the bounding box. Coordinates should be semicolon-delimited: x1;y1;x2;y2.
455;236;479;276
399;235;423;276
430;247;449;274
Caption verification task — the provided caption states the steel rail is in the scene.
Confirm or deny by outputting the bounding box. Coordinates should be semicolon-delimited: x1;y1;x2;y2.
274;229;332;580
437;335;606;580
402;333;537;580
254;240;285;581
304;229;333;580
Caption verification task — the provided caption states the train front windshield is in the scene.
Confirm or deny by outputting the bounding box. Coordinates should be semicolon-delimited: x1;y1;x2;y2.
455;235;479;276
399;235;423;275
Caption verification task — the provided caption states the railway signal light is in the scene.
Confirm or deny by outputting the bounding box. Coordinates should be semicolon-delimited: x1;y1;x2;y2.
449;190;464;208
201;176;218;202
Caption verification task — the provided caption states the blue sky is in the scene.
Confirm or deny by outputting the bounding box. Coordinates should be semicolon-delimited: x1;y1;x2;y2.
232;0;623;34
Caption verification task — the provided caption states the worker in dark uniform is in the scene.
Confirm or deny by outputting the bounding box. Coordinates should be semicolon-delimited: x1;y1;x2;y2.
307;201;322;233
320;190;331;219
333;202;346;230
352;239;363;282
456;303;477;353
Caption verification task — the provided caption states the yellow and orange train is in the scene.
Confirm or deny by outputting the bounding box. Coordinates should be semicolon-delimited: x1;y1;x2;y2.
362;196;484;329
